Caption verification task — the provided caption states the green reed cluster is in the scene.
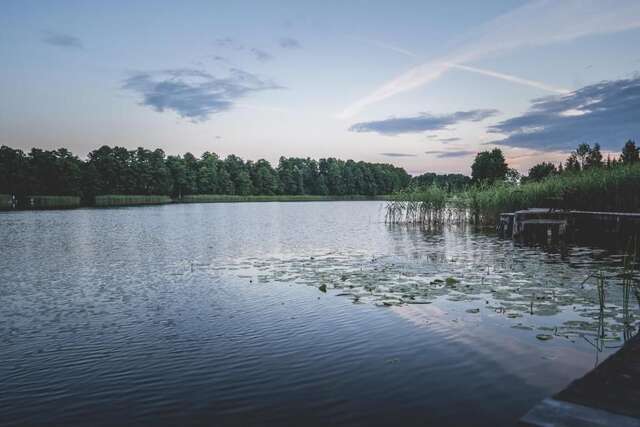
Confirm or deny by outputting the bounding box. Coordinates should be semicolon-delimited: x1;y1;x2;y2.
387;164;640;225
94;195;172;207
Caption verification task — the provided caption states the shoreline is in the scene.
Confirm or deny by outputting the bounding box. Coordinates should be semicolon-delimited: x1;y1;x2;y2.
0;194;392;211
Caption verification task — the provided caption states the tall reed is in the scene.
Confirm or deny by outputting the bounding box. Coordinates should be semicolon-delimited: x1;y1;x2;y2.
94;195;172;207
386;164;640;225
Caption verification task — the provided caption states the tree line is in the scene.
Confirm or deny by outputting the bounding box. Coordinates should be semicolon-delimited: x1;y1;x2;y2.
469;140;639;184
0;145;412;201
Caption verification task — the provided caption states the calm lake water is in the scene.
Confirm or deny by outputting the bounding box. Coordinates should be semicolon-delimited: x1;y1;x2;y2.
1;201;638;426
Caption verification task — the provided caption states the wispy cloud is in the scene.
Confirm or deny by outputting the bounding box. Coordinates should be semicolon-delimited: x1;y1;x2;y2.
279;37;301;49
438;137;461;143
446;63;570;94
215;37;244;50
250;48;273;62
215;37;275;62
42;31;83;49
339;0;640;118
424;150;475;158
489;76;640;151
379;152;417;157
349;109;498;135
122;68;282;122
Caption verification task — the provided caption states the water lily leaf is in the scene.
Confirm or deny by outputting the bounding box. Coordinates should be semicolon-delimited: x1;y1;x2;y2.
536;334;553;341
318;284;327;293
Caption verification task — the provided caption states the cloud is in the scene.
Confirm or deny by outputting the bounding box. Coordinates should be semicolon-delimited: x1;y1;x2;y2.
379;152;417;157
489;76;640;151
349;109;498;135
122;68;282;122
250;48;273;62
339;0;640;117
42;31;83;49
446;63;570;94
438;137;461;143
279;37;301;49
215;37;244;50
424;150;475;158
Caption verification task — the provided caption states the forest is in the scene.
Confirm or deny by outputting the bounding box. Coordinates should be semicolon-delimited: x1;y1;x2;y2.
0;145;414;203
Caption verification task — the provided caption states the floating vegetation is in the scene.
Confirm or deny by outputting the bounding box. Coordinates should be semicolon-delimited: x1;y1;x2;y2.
200;248;639;344
536;334;553;341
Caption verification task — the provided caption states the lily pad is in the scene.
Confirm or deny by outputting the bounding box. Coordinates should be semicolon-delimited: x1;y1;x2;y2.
536;334;553;341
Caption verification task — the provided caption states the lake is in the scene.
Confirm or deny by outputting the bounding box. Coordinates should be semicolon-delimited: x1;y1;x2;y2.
1;201;637;426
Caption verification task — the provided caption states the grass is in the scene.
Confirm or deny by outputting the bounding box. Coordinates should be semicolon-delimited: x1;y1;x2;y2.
94;195;172;207
24;195;81;209
179;194;390;203
387;164;640;225
0;194;12;210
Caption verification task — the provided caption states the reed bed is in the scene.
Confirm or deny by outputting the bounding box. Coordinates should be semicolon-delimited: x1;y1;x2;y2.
386;164;640;225
94;195;172;207
0;194;12;210
24;195;81;209
180;194;390;203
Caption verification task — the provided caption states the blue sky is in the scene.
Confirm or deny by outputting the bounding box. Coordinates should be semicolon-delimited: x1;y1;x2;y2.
1;0;639;175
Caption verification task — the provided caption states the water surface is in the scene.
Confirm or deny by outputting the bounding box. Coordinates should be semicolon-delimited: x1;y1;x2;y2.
1;201;637;426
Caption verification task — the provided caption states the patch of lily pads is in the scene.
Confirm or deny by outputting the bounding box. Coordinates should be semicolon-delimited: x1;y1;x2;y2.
202;242;640;343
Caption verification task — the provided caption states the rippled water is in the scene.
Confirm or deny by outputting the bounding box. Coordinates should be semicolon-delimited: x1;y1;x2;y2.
1;202;638;426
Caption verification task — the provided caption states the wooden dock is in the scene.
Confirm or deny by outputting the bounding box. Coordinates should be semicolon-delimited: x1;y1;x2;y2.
498;208;640;242
521;332;640;426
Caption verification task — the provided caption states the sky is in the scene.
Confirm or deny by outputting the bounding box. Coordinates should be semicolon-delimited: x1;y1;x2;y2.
1;0;640;176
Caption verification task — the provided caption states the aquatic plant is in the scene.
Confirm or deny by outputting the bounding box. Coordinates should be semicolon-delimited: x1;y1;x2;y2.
94;195;172;207
180;194;388;203
24;195;81;209
386;163;640;225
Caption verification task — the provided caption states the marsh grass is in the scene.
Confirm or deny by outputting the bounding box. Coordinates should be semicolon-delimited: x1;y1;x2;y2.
0;194;11;210
94;195;172;207
180;194;389;203
387;164;640;225
25;195;80;209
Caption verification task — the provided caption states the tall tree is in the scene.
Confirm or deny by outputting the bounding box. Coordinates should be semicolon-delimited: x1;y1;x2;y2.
527;162;557;182
471;149;509;183
584;143;603;169
621;140;639;164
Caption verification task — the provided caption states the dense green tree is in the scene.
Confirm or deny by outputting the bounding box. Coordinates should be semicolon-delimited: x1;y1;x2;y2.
166;155;187;198
250;159;280;195
584;143;603;169
621;140;639;164
0;146;30;196
565;153;581;172
412;172;471;190
471;149;509;183
0;144;416;201
575;143;591;169
526;162;557;182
